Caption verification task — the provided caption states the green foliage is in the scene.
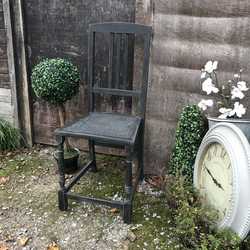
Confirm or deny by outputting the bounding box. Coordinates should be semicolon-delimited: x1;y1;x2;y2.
0;119;22;151
169;105;208;181
31;58;80;105
165;175;241;250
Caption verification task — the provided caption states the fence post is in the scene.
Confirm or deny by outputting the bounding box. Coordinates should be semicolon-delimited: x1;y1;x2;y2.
9;0;33;146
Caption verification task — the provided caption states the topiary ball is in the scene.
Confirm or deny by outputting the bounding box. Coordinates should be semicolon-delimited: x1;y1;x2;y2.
169;105;208;182
31;58;80;105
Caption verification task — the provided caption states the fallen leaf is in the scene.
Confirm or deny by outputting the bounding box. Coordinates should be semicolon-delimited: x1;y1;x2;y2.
18;237;29;247
47;242;60;250
110;208;119;214
0;242;8;250
147;176;165;189
0;176;10;185
127;231;137;242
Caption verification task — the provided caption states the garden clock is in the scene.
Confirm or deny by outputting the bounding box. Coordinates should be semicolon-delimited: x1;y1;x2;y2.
194;122;250;239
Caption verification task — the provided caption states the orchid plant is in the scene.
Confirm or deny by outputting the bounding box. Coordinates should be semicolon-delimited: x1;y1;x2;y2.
198;61;249;119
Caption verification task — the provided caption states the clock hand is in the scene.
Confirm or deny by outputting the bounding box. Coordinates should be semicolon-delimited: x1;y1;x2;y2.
205;166;224;191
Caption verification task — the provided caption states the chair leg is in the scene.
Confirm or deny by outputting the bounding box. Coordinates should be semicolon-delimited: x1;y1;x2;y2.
56;136;68;211
125;150;132;197
123;147;133;223
89;139;97;172
58;189;68;211
123;202;132;224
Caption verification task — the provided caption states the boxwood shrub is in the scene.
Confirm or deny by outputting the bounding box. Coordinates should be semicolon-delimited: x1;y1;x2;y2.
169;105;208;182
31;58;80;105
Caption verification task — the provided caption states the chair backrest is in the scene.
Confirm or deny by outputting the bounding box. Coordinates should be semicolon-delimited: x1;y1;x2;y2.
88;22;152;118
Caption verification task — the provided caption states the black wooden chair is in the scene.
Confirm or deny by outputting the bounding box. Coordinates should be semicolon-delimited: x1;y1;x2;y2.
54;22;152;223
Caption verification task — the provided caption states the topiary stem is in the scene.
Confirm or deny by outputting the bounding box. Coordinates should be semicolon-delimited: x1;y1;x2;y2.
58;105;70;151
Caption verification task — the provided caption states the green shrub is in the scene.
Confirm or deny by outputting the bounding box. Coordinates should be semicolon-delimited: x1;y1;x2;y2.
165;175;241;249
169;105;208;182
0;119;22;151
31;58;80;105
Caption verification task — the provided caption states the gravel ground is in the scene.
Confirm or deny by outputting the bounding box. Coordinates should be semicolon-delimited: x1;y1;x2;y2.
0;147;135;250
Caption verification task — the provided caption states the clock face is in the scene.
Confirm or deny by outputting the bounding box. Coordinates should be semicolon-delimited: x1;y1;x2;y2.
198;142;233;220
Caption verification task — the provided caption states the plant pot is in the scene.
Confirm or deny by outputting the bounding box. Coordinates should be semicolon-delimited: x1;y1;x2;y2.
53;148;80;174
208;117;250;143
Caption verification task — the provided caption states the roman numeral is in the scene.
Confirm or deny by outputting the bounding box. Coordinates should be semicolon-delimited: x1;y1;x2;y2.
220;148;227;159
213;145;218;156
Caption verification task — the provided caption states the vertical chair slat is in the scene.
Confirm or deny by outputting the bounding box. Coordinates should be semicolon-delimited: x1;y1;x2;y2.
88;29;95;112
115;33;121;89
108;33;114;89
123;33;129;90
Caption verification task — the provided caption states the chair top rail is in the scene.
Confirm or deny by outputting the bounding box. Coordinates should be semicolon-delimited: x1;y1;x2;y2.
90;22;152;34
92;87;141;97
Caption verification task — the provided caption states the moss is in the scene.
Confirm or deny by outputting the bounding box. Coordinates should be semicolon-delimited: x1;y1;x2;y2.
0;149;49;176
128;192;181;250
73;154;125;199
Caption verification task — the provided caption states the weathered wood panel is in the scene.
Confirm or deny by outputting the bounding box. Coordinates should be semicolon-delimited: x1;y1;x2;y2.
0;87;11;103
0;44;7;58
23;0;135;147
0;88;13;122
0;29;6;43
145;119;176;175
155;14;250;46
155;0;250;17
0;59;8;73
153;39;250;72
0;12;4;28
0;0;18;126
152;65;244;95
139;0;250;174
0;3;10;90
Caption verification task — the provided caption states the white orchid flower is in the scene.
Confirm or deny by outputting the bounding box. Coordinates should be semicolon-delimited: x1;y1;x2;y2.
200;70;206;79
233;102;246;118
231;86;244;99
237;81;249;92
212;61;218;71
202;78;219;95
204;60;218;73
234;74;240;78
198;99;213;111
218;107;233;119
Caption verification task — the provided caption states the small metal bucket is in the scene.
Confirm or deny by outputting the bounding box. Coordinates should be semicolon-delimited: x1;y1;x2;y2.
53;148;80;174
